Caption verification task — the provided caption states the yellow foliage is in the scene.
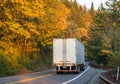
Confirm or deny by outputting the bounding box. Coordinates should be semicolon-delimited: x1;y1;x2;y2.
38;1;70;45
27;0;45;17
0;41;20;67
100;50;112;55
5;21;31;39
11;0;45;18
11;0;24;4
54;3;70;30
0;0;7;7
76;27;89;38
83;13;93;28
0;21;3;26
4;8;13;20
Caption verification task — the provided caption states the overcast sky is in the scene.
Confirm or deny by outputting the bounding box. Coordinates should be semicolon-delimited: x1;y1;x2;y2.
76;0;108;10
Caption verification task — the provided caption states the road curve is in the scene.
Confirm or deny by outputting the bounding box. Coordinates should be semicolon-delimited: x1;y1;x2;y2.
0;64;104;84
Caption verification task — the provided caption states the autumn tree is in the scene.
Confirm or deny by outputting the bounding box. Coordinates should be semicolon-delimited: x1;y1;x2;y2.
0;0;69;76
60;1;93;44
38;0;69;45
0;0;46;75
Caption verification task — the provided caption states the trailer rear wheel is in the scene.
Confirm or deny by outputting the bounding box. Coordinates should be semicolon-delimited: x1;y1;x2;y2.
80;65;85;71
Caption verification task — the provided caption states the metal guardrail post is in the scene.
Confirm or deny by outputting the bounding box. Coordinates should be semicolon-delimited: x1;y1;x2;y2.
100;64;103;70
116;67;119;81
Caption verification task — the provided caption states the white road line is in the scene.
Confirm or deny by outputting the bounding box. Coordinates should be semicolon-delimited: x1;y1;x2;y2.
62;66;90;84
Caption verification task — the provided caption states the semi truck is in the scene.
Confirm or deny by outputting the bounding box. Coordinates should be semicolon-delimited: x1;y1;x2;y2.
53;38;85;73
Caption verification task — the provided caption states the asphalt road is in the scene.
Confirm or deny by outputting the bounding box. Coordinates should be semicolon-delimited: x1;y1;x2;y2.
0;64;104;84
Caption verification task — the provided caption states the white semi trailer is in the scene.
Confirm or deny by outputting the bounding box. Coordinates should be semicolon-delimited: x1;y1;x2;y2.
53;38;85;73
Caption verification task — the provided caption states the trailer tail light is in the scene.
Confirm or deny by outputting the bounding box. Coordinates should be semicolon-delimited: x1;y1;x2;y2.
72;63;76;66
53;63;62;66
53;63;56;66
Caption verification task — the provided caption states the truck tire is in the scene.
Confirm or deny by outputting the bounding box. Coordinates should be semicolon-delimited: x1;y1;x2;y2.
56;72;61;74
77;65;80;73
80;65;85;71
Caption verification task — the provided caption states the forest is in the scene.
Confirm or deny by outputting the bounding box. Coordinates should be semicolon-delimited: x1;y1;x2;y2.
0;0;120;77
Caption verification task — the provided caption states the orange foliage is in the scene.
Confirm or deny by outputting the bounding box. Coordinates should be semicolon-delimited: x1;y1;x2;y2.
76;27;89;38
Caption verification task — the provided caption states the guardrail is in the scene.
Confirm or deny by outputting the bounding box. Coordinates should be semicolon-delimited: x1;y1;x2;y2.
99;74;116;84
90;63;120;84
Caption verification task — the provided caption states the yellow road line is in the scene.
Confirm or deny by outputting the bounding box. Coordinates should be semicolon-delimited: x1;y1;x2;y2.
5;73;54;84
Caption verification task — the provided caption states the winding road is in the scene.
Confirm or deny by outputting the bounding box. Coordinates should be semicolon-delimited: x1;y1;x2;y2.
0;64;104;84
